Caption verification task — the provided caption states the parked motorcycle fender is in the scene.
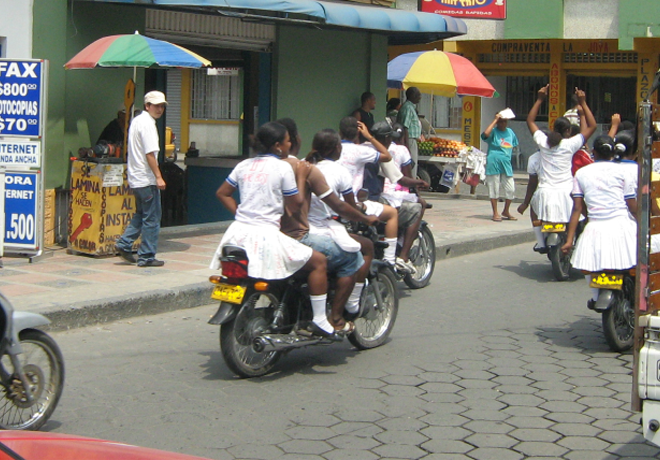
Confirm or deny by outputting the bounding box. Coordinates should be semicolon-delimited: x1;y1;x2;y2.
545;233;561;247
595;289;615;312
208;302;239;325
8;311;50;354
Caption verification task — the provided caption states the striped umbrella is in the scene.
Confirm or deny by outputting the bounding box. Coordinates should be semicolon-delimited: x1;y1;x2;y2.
387;50;496;98
65;31;212;69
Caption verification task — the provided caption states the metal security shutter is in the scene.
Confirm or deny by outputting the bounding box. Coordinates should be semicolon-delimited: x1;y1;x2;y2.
166;69;182;152
146;9;275;52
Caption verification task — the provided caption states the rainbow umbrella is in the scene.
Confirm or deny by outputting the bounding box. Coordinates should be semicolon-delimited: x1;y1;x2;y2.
387;50;496;98
64;32;212;70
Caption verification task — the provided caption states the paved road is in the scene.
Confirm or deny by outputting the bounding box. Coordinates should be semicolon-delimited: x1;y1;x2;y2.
46;243;657;459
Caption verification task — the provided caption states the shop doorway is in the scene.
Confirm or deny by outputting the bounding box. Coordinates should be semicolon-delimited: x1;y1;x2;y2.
565;75;637;125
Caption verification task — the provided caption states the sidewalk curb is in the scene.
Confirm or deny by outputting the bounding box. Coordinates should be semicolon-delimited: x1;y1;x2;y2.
42;228;536;331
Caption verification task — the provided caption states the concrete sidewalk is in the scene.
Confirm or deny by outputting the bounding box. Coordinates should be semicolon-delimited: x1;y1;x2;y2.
2;195;534;330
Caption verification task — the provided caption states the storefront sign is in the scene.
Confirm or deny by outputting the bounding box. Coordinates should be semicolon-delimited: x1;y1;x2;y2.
421;0;506;19
549;63;560;122
639;57;654;101
208;67;240;77
0;59;44;138
4;172;38;249
0;140;41;168
462;98;475;146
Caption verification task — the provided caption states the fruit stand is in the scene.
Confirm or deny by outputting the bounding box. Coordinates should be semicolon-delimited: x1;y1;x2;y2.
417;137;470;192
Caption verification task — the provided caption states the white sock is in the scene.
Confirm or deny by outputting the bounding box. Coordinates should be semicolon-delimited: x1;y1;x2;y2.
534;227;545;247
585;275;599;301
310;294;333;333
384;238;397;264
345;282;364;314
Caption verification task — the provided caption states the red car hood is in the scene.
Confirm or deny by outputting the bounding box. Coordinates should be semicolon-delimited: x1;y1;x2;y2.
0;431;212;460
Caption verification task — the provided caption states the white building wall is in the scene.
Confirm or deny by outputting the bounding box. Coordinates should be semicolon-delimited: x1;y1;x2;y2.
0;0;33;58
563;0;618;39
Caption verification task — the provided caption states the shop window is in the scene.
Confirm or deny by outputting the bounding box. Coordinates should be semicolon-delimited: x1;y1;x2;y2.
417;94;462;130
478;53;550;64
190;69;241;120
506;76;548;121
563;52;637;64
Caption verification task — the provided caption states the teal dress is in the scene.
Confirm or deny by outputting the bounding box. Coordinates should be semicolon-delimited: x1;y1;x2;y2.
481;128;518;177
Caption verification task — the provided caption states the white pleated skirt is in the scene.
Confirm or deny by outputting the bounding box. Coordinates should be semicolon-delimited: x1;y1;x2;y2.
531;187;573;223
571;216;637;272
209;221;312;280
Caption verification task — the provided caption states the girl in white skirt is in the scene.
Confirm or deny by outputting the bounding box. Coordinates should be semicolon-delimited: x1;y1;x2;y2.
526;85;597;232
212;122;335;336
561;136;637;303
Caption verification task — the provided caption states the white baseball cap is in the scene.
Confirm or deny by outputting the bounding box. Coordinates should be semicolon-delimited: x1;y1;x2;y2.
144;91;168;106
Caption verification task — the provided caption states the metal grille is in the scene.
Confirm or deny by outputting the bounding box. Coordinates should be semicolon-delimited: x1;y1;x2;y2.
478;53;550;64
190;70;240;120
563;52;637;64
506;76;548;121
166;70;182;150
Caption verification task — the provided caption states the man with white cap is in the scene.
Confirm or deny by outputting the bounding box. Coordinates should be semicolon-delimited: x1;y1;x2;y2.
115;90;168;267
481;108;519;222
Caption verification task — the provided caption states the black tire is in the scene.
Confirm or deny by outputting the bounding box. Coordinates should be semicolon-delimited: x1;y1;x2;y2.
417;167;432;191
349;268;399;350
404;225;436;289
220;292;281;378
0;329;65;430
549;233;571;281
602;278;635;352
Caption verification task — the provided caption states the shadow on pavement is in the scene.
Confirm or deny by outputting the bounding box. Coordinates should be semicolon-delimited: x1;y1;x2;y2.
534;316;615;353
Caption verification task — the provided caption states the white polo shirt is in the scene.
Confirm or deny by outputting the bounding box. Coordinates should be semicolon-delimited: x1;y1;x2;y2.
127;111;160;188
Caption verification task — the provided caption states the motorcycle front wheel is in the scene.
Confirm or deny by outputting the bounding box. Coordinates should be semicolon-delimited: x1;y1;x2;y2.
220;291;282;378
404;225;436;289
549;233;571;281
602;280;635;352
349;267;399;350
0;329;65;431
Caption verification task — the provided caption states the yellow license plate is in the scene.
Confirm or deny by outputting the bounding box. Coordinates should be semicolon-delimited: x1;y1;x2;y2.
541;223;566;233
589;273;624;290
211;283;246;304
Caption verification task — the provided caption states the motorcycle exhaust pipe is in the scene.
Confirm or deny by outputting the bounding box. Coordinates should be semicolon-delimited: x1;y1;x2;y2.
253;334;323;353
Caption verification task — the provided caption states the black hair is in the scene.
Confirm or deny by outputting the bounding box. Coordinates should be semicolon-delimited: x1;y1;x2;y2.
621;120;635;133
276;118;299;153
306;129;341;164
614;130;635;159
553;117;572;137
253;122;287;153
386;98;401;111
405;87;419;99
593;135;615;160
361;92;374;104
339;116;358;140
569;124;580;137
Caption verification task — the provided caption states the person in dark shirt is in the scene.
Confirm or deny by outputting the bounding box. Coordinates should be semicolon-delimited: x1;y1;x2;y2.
352;92;376;143
97;108;127;146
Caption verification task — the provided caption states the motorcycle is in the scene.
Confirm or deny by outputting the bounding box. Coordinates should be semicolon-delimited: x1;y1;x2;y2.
208;245;399;378
540;221;572;281
587;269;635;352
0;292;65;430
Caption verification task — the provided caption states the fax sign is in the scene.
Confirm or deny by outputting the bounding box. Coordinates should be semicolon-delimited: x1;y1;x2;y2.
0;60;44;138
4;172;38;248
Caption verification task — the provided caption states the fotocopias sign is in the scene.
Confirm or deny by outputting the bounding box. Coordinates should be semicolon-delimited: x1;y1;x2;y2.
0;59;47;258
421;0;507;19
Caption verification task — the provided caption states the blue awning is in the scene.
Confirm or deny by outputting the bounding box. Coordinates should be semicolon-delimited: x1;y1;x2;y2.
77;0;467;44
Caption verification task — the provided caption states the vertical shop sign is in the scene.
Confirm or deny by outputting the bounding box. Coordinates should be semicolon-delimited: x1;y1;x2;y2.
462;98;475;146
0;59;47;258
548;63;560;126
421;0;506;19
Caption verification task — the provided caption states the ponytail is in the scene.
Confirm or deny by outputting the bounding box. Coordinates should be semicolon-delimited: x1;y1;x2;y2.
547;131;563;148
305;149;323;164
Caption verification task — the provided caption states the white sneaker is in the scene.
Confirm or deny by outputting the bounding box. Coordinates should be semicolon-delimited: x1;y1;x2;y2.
395;257;417;275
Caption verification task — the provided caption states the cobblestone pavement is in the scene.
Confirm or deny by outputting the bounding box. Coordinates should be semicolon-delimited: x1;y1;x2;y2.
49;244;658;459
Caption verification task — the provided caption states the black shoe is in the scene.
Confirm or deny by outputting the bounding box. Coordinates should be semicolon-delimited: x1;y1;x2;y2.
137;259;165;267
116;246;136;264
533;244;549;254
587;299;597;310
308;321;335;338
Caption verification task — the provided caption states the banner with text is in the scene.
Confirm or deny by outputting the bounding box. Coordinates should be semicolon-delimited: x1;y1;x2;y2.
0;59;44;138
421;0;506;19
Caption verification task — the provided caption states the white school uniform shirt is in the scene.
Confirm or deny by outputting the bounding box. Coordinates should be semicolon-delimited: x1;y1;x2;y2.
338;141;381;195
127;110;160;188
382;142;417;208
526;151;541;176
308;159;354;227
534;131;584;189
572;160;636;220
619;160;638;192
226;154;298;227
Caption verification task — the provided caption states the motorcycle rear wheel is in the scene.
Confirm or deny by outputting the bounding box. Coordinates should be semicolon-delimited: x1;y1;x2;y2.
0;329;65;431
349;267;399;350
602;280;635;352
220;291;281;378
404;225;436;289
549;233;571;281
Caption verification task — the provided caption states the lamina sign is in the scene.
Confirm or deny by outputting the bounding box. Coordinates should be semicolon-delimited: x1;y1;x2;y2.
422;0;506;19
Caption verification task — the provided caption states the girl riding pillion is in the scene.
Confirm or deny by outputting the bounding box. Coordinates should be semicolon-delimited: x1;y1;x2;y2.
561;135;637;307
211;122;334;337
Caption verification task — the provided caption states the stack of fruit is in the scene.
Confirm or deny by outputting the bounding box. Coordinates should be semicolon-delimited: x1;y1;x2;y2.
417;139;436;156
417;137;467;158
